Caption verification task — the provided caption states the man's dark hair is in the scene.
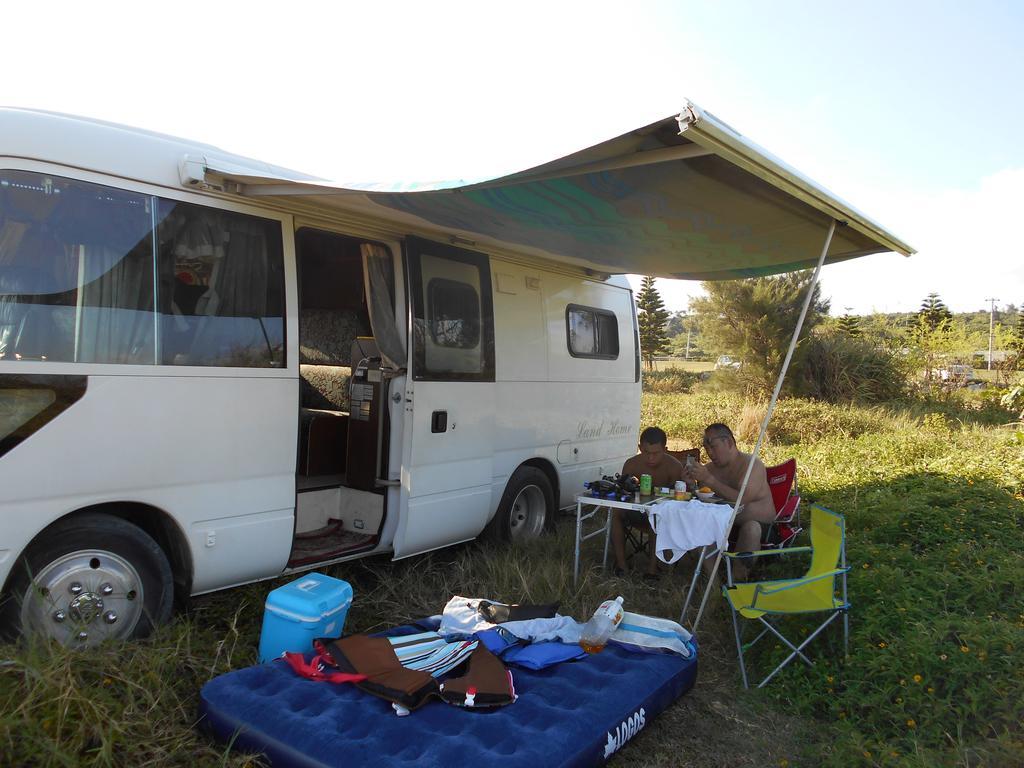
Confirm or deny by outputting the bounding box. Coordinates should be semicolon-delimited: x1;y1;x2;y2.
639;426;668;447
704;423;735;444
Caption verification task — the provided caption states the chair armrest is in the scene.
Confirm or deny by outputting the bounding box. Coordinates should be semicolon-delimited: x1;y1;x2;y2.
748;567;850;610
775;495;800;523
753;568;850;597
724;546;812;559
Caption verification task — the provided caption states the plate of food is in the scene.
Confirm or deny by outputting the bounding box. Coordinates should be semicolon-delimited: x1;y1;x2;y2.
695;487;716;502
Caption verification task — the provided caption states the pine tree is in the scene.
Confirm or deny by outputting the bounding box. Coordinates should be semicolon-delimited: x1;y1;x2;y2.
837;313;862;337
917;293;953;332
636;276;670;370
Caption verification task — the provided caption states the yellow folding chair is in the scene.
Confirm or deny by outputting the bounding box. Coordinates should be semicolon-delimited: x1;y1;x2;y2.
722;504;850;689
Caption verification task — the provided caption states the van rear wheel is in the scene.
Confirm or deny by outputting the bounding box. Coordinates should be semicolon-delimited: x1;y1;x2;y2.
2;513;174;646
486;467;554;543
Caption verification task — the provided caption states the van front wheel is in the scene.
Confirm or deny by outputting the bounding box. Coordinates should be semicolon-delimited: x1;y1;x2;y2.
486;467;554;543
2;513;174;646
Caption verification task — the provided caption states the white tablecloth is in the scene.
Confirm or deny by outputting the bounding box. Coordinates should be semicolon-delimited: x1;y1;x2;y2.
648;500;733;564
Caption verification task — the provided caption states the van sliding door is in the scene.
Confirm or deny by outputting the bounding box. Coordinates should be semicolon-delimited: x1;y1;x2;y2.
393;237;495;558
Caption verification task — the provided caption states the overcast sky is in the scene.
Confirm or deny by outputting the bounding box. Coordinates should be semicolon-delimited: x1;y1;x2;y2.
4;0;1021;315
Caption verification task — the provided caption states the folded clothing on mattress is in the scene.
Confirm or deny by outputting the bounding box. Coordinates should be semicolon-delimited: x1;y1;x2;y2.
286;630;515;712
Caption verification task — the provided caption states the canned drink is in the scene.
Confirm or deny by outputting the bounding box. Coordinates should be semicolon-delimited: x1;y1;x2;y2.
640;474;653;495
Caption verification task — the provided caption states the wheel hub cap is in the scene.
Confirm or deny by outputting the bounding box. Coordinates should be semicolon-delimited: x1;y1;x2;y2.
508;484;546;540
69;593;104;624
20;550;144;646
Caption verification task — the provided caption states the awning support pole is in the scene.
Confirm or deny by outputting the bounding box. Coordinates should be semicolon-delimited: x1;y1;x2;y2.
690;218;838;634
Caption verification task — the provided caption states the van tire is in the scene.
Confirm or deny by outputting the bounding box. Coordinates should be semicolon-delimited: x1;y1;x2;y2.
485;467;554;543
1;513;174;645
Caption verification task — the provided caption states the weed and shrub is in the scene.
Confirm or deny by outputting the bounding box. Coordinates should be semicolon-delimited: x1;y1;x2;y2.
641;368;700;394
2;392;1023;767
1000;385;1024;422
796;332;910;403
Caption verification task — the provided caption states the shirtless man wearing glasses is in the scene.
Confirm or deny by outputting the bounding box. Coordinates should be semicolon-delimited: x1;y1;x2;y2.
684;423;776;580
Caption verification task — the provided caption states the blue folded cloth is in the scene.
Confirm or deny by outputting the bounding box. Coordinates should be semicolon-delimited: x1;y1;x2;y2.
475;627;587;670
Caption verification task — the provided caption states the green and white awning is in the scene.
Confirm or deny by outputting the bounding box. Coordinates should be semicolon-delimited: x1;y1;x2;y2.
193;100;913;280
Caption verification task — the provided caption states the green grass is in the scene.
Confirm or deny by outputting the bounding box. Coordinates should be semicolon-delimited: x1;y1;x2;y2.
2;393;1023;766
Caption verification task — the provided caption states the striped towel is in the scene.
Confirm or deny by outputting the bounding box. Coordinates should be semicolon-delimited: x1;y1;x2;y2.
611;612;693;658
388;632;478;678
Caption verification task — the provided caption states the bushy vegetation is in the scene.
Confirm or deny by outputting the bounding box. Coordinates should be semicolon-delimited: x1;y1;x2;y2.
641;367;700;394
795;331;910;403
2;392;1022;767
645;391;891;447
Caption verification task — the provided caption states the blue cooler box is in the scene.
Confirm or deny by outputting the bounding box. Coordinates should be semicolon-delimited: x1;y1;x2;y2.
257;573;353;663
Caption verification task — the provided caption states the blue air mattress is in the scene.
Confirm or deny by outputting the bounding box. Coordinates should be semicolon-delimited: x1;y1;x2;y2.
199;620;698;768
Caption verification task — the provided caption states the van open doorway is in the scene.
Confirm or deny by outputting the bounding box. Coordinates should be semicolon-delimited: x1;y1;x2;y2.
288;228;392;566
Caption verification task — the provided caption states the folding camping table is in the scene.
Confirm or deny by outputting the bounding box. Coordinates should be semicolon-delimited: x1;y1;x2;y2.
572;494;667;585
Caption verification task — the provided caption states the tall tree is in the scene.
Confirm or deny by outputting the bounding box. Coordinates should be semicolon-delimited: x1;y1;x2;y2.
917;293;953;332
636;276;670;370
690;271;829;396
837;312;862;337
912;294;955;383
1005;305;1024;373
1011;305;1024;352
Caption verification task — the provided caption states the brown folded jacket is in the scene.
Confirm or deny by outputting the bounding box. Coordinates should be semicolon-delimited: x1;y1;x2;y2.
438;644;516;708
318;634;515;712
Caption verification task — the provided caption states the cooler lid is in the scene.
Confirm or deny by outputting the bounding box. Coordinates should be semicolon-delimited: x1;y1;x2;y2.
266;574;353;622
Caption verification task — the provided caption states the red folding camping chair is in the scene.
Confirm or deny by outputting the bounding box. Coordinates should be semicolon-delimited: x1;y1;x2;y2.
764;458;802;549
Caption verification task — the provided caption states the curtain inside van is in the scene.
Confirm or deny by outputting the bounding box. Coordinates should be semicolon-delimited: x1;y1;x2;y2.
360;242;405;371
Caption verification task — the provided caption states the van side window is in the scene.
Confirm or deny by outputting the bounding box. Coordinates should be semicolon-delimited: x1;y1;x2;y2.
407;237;495;382
566;305;618;359
0;171;155;364
427;278;480;349
156;200;285;367
0;170;285;368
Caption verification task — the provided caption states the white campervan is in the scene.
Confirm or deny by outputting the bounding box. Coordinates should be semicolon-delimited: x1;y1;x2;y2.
0;103;911;645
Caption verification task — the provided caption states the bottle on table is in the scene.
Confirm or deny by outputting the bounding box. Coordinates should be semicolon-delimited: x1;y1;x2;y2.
579;596;625;654
639;474;652;496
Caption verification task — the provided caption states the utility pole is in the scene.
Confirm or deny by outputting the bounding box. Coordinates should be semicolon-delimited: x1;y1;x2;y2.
985;297;999;370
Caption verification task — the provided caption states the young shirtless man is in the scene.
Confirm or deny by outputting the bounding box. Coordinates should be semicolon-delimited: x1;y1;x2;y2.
609;426;684;581
684;423;775;580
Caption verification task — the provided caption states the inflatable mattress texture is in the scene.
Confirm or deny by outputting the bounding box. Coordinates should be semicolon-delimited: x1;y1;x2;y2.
199;620;698;767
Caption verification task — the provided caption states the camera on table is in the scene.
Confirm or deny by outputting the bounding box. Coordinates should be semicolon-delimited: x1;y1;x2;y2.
583;473;641;501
